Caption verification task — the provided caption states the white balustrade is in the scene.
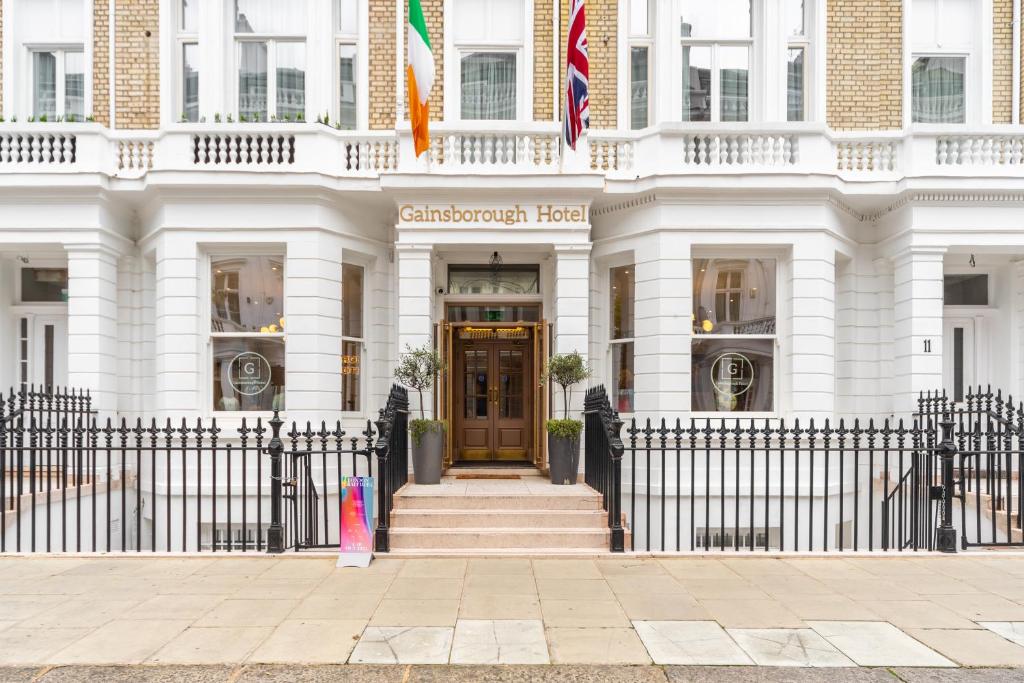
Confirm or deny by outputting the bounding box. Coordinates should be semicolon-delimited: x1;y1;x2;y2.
116;139;155;173
0;132;77;164
935;136;1024;166
834;140;898;172
429;128;561;171
590;137;635;172
192;133;297;166
682;133;798;167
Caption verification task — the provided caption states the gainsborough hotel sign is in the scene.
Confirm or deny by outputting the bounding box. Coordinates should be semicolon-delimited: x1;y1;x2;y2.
399;204;589;226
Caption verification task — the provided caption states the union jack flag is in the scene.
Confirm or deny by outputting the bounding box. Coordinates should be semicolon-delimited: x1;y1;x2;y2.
563;0;589;150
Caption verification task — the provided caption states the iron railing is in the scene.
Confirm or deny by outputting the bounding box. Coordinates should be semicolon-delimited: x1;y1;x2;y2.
583;386;625;551
373;385;409;553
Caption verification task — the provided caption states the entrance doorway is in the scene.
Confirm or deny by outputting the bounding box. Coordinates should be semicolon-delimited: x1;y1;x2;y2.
442;317;548;466
18;314;68;390
943;317;976;403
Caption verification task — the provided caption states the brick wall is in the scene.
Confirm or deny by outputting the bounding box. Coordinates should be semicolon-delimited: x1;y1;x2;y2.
114;0;160;128
560;0;616;128
93;1;110;125
533;0;554;121
400;0;444;124
826;0;903;130
994;0;1012;124
369;0;396;129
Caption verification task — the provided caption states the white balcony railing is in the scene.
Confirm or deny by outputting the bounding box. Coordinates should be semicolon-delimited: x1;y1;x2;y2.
3;121;1024;183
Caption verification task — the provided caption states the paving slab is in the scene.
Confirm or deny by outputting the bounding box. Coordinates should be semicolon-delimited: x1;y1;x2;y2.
459;594;543;620
536;578;615;601
615;592;711;621
780;595;879;621
396;559;467;579
726;628;856;667
247;619;367;663
540;599;630;627
349;626;453;664
386;577;463;600
449;620;549;664
290;594;382;620
50;620;190;665
941;593;1024;621
859;599;982;629
632;620;751;665
18;598;140;629
0;627;92;665
370;599;460;627
545;627;652;664
148;626;272;664
466;558;533;575
121;594;224;621
806;620;955;667
193;599;298;628
698;598;805;628
657;558;739;580
981;621;1024;647
532;560;602;580
906;628;1024;666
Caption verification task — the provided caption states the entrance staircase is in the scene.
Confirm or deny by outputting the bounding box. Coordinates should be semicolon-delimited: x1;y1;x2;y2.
388;468;614;554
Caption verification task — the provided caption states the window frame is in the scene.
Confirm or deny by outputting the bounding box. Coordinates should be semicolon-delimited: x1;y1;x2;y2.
678;0;756;123
910;52;969;124
627;0;654;130
334;0;360;129
691;255;780;418
232;2;308;123
606;262;636;416
906;0;980;126
177;0;199;123
206;249;287;418
785;0;809;122
27;46;85;120
340;262;366;416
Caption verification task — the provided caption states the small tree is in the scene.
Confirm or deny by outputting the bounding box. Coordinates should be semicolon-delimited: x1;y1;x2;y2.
394;344;444;421
540;351;592;434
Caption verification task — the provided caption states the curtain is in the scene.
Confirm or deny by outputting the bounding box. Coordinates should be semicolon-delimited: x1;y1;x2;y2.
33;52;57;119
719;47;749;122
630;47;648;129
460;52;517;120
239;42;268;121
912;56;965;123
276;42;305;120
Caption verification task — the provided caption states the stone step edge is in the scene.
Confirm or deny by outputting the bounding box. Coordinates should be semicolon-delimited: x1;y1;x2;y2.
389;527;610;534
391;509;607;515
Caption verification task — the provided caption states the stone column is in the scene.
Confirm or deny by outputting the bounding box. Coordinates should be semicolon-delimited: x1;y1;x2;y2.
396;244;435;419
789;237;837;421
65;245;120;416
153;239;201;419
285;232;344;423
893;247;946;414
632;233;691;420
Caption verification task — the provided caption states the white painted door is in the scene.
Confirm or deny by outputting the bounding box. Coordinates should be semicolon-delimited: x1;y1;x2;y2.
943;317;976;404
27;315;67;390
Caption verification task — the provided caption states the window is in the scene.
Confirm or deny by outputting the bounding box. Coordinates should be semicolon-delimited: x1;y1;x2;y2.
692;258;776;412
336;0;357;129
455;0;524;120
211;255;285;412
341;264;364;412
680;0;750;122
32;49;84;120
21;268;68;303
911;0;974;123
609;266;635;413
178;0;199;121
628;0;653;129
235;0;307;121
785;0;807;121
447;265;539;295
944;274;988;306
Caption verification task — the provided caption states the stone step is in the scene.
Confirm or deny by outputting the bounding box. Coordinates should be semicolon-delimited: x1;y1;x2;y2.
393;493;604;511
390;508;608;529
388;527;610;550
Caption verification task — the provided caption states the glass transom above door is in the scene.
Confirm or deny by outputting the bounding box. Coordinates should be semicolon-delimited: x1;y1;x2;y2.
448;265;539;295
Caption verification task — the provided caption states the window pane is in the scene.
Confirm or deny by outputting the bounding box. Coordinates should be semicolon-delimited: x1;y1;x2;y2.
611;342;634;413
610;266;635;339
446;305;541;322
784;0;804;36
944;274;988;306
461;52;517;120
276;42;306;120
630;46;649;129
211;255;284;333
181;0;197;31
693;259;776;335
342;263;364;338
183;43;200;122
64;51;84;120
680;0;750;39
239;41;268;121
339;44;356;129
21;268;68;302
682;46;711;122
692;338;774;412
448;266;540;295
629;0;650;36
235;0;307;33
342;339;361;412
787;47;805;122
719;46;748;122
455;0;523;43
912;56;965;123
33;51;57;119
337;0;357;34
212;337;285;412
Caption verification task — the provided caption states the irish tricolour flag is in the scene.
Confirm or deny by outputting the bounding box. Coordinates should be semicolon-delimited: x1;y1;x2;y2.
407;0;434;158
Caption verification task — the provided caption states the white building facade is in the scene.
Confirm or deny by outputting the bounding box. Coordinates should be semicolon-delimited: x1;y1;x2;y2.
1;0;1022;478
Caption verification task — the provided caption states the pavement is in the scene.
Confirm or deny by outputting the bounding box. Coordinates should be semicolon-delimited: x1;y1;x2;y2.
4;555;1024;676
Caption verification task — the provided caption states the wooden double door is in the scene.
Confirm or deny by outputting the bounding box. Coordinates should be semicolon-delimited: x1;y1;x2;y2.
453;336;534;462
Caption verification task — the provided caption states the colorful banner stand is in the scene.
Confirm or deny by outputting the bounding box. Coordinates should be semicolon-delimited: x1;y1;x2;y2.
337;476;374;568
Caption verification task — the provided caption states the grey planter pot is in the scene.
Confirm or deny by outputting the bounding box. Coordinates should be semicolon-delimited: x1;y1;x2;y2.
548;434;581;485
411;427;444;485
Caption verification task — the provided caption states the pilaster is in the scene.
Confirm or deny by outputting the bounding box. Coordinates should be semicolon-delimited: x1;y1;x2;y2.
65;245;119;415
893;247;946;414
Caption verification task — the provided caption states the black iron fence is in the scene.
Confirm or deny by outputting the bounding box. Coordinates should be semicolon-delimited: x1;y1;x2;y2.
372;385;409;553
583;386;625;551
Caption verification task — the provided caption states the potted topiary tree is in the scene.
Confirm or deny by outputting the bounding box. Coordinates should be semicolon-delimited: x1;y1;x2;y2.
541;351;592;485
394;344;446;484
